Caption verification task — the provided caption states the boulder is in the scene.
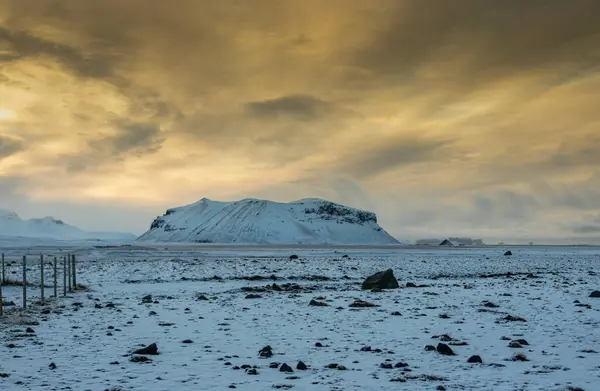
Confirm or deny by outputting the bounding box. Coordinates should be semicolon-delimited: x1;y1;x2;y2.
134;343;159;355
361;269;399;290
589;290;600;298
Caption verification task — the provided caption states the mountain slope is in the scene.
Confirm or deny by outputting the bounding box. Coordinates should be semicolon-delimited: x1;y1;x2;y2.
137;198;401;244
0;208;135;241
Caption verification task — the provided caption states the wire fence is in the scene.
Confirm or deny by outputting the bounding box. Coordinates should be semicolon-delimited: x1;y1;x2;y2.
0;253;80;316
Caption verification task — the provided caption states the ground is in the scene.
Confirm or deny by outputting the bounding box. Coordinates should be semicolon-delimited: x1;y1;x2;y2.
0;244;599;391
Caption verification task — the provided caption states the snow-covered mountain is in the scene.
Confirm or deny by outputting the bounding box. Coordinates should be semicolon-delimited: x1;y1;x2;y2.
0;208;135;241
137;198;401;244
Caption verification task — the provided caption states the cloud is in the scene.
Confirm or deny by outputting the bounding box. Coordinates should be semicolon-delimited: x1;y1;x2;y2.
0;27;115;79
245;94;336;121
0;135;22;159
341;137;452;179
353;0;600;91
92;120;163;157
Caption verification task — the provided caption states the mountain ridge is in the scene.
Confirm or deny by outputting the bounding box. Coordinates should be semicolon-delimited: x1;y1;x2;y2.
0;208;136;241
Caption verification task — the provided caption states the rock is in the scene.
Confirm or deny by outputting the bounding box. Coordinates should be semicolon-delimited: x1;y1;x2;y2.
141;295;153;303
349;299;379;308
467;355;482;363
48;362;56;370
504;251;512;256
134;343;159;355
508;341;522;348
395;362;409;368
130;356;152;363
436;386;447;391
511;353;529;361
269;362;280;368
259;345;273;358
391;311;402;316
482;301;499;308
515;339;529;346
279;363;293;373
289;254;299;260
25;328;35;333
503;315;527;322
405;282;417;288
380;362;393;369
196;295;209;301
296;361;307;370
362;269;399;290
425;345;436;351
436;343;456;356
589;290;600;298
182;339;193;344
309;299;328;307
245;294;262;299
314;342;324;347
246;368;259;375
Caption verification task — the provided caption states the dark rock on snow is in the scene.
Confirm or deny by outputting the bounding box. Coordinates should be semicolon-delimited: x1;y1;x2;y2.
362;269;400;290
436;343;456;356
134;343;159;355
279;363;293;373
590;290;600;298
467;355;483;363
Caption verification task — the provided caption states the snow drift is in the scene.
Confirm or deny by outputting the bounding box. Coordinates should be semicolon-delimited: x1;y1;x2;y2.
137;198;401;244
0;208;135;241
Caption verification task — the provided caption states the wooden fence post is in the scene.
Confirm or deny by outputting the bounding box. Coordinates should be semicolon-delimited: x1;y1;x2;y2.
53;256;58;298
22;255;27;309
72;254;77;288
1;253;4;283
40;254;45;302
67;254;72;292
63;256;67;297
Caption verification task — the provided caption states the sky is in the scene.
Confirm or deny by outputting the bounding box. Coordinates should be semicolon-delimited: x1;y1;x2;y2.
1;0;600;244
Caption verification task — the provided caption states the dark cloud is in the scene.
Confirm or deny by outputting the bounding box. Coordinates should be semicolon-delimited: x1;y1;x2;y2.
354;0;600;90
91;121;163;157
342;138;451;179
245;95;336;121
61;121;164;173
0;135;22;159
0;27;115;79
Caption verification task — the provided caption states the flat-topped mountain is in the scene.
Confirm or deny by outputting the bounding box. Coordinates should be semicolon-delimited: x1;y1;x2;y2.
137;198;401;244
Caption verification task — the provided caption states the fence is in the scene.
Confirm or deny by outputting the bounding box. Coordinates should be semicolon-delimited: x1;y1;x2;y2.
0;253;79;316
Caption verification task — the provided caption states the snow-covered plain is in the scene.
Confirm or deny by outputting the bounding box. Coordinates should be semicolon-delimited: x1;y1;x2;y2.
0;243;599;391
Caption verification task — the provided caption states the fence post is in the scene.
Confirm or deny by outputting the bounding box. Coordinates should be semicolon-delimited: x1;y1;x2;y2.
1;253;4;283
22;255;27;309
0;275;3;316
53;257;58;298
67;254;72;292
72;254;77;288
40;254;45;303
63;256;67;297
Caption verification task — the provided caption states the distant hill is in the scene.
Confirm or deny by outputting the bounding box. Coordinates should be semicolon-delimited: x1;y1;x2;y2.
0;208;135;241
137;198;401;245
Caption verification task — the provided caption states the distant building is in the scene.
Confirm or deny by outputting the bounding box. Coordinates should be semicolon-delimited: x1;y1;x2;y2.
439;239;460;246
